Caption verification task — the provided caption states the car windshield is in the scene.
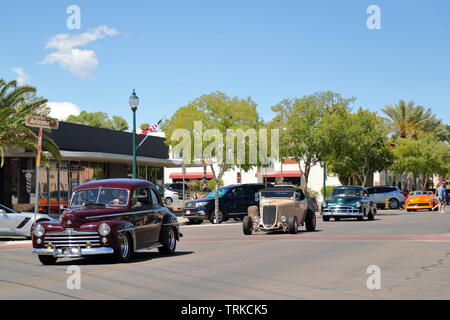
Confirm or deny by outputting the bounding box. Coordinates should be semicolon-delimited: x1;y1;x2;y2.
410;191;432;196
261;191;294;199
70;188;129;207
204;187;232;199
331;188;363;197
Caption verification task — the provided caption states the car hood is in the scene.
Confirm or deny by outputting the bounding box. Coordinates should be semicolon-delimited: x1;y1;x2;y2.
326;196;363;206
186;198;213;205
61;207;129;228
407;195;434;202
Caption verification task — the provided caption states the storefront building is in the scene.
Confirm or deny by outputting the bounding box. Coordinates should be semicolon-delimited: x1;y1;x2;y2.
0;122;181;213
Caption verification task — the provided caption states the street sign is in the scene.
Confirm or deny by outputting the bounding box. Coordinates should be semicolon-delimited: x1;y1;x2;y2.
25;115;59;129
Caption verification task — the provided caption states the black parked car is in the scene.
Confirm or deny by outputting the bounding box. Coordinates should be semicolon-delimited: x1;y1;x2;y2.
183;184;270;224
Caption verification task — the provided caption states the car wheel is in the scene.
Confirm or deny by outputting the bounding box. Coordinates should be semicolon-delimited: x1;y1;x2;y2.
114;232;132;262
158;226;177;255
208;210;223;224
368;208;375;220
288;216;298;234
322;216;331;222
164;197;173;205
305;210;316;231
243;216;253;235
389;198;400;210
38;255;58;265
188;218;203;225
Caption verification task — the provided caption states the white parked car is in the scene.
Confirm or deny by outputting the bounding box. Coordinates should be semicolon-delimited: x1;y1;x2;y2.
164;189;179;205
0;204;57;238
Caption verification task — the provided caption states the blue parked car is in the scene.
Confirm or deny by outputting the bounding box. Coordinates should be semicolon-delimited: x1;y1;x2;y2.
183;184;270;224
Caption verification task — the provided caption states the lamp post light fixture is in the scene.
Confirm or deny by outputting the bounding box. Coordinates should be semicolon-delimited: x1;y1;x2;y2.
129;89;139;179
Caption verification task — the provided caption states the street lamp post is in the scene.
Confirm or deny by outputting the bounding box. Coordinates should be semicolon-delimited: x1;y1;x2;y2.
129;90;139;179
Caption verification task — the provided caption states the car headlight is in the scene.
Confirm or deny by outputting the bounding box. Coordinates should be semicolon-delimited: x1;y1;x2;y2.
98;223;111;236
195;202;209;207
33;224;45;238
253;216;260;223
356;201;362;208
281;216;287;223
321;202;327;208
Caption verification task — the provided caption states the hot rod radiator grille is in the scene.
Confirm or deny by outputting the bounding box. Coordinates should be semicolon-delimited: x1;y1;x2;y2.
263;206;277;227
44;231;100;248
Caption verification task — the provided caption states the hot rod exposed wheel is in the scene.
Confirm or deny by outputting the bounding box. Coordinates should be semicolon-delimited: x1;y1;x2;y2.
158;226;177;255
38;255;58;265
114;232;132;262
243;216;253;235
288;216;298;234
305;210;316;231
208;210;223;224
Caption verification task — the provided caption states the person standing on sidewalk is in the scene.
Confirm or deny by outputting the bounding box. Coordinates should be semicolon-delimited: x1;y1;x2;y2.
436;182;447;213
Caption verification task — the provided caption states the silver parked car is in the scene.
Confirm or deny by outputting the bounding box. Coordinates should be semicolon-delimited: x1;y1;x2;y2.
0;204;56;238
366;186;405;209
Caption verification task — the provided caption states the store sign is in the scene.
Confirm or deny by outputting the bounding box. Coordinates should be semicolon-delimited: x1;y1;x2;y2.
25;115;59;129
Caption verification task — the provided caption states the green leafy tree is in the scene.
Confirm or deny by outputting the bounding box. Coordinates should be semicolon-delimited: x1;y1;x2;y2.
66;111;129;131
0;79;60;167
391;134;450;189
271;91;355;190
318;108;393;187
162;91;265;223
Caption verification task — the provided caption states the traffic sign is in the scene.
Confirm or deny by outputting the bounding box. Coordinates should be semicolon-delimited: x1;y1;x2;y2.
25;115;59;129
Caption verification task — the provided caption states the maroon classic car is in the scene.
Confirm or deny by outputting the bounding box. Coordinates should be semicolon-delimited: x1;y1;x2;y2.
32;179;182;265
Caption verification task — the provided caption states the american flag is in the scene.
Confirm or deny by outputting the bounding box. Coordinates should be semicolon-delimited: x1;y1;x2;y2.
139;117;164;135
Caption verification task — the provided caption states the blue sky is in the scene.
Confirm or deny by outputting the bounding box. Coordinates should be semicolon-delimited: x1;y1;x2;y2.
1;0;449;127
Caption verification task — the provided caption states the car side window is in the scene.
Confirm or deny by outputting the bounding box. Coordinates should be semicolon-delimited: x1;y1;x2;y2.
232;187;245;197
132;187;152;210
150;188;160;206
367;188;376;195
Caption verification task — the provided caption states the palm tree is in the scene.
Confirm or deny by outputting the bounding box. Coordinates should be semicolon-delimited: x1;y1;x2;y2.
0;79;60;167
382;100;436;140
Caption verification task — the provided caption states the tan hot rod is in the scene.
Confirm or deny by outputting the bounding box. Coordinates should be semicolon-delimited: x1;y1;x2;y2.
243;187;316;235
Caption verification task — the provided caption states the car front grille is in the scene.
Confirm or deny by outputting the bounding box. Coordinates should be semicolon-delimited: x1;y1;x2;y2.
44;230;100;248
409;203;430;207
323;206;360;213
262;205;277;227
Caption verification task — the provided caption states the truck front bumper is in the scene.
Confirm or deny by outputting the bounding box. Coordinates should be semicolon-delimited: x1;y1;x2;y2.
32;247;114;258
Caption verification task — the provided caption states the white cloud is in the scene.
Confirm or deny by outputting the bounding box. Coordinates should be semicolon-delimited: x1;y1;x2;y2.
180;77;190;83
12;67;31;85
46;102;81;120
42;25;118;79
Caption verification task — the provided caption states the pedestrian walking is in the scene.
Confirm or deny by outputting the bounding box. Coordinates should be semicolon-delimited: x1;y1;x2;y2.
436;182;447;213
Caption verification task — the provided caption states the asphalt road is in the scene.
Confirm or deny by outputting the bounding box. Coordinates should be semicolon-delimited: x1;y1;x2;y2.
0;209;450;300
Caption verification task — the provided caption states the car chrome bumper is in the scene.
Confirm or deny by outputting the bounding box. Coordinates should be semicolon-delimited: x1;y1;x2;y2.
321;210;363;217
32;247;114;257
